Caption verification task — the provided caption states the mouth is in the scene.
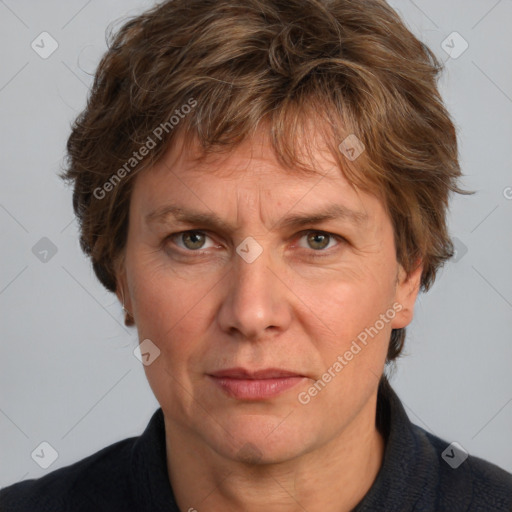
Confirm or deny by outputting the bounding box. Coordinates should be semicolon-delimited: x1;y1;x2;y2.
208;367;307;400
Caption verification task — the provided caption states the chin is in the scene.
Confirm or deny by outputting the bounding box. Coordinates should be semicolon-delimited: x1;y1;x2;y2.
206;414;316;465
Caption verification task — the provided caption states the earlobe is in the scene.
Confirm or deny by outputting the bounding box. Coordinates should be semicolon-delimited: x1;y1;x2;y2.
391;259;423;330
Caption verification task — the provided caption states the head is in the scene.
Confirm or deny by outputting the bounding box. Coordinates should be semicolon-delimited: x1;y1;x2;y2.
63;0;470;463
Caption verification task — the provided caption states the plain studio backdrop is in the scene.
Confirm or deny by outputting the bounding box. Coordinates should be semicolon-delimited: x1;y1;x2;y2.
1;0;511;487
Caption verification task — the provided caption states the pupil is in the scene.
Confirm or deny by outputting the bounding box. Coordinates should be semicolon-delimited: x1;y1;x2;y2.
310;233;328;250
185;232;204;249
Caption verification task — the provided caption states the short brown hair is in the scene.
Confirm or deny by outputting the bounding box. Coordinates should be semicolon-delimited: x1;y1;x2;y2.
62;0;472;362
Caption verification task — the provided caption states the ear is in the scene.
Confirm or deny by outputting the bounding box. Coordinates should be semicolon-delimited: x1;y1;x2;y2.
391;258;423;329
115;281;127;310
114;256;133;315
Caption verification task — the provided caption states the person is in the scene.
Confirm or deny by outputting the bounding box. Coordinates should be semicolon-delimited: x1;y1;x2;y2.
1;0;511;510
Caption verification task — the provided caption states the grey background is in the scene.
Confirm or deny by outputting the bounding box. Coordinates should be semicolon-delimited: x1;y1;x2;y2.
1;0;511;488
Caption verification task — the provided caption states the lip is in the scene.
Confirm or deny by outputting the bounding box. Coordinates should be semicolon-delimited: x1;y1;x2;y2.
208;367;306;400
209;367;305;379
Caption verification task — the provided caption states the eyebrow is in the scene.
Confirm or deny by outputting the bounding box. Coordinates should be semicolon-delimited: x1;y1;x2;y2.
145;203;368;232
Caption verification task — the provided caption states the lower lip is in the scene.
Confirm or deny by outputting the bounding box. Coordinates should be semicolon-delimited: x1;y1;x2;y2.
209;376;305;400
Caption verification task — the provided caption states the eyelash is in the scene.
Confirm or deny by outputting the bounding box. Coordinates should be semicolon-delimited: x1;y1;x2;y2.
164;230;345;259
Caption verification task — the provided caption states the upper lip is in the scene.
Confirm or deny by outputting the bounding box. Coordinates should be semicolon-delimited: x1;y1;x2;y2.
209;367;305;379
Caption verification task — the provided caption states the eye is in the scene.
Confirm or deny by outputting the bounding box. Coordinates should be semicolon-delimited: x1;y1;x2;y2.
296;230;342;253
168;231;217;251
164;229;344;257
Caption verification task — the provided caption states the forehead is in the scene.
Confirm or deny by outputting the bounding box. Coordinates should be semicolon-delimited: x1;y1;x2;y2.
138;127;356;192
130;127;387;233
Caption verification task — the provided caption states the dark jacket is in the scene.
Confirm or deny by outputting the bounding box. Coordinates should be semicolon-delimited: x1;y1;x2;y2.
1;378;511;511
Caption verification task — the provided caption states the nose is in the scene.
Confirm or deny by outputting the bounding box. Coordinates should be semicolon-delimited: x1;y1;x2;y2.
216;241;292;341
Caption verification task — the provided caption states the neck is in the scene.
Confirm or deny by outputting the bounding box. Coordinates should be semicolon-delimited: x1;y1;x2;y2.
165;390;385;512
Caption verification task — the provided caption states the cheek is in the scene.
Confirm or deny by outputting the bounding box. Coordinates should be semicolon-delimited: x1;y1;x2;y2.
127;247;193;324
132;275;199;339
301;263;396;341
129;269;209;404
300;275;396;400
127;255;221;365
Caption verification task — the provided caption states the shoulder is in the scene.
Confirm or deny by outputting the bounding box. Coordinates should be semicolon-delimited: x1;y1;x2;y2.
421;427;512;511
0;436;137;512
360;380;512;512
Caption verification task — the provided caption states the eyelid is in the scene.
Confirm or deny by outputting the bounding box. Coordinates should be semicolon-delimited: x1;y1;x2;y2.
165;229;344;255
293;229;344;252
166;230;219;251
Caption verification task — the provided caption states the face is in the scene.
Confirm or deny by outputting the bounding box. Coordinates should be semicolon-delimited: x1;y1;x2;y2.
118;129;421;464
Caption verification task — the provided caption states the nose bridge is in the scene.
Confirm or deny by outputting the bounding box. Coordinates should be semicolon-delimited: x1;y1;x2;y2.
217;237;290;339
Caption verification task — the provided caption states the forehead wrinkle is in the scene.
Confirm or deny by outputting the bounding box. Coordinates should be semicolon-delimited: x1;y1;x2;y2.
233;174;268;235
145;139;371;234
144;200;370;238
